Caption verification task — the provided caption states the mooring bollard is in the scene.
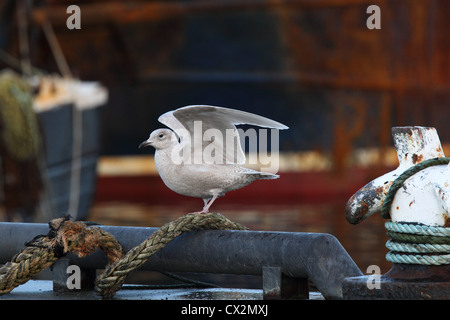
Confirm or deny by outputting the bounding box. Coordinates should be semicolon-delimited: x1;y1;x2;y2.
343;126;450;299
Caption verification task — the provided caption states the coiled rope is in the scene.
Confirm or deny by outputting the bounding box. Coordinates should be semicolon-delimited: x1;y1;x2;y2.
380;157;450;265
0;212;247;298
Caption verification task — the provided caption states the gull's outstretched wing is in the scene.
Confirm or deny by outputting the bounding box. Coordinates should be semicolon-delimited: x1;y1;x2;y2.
158;105;288;165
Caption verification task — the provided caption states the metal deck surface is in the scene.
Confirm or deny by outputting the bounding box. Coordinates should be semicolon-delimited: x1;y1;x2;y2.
0;280;324;300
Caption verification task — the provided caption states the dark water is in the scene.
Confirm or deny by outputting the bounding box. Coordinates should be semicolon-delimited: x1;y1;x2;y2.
89;198;392;279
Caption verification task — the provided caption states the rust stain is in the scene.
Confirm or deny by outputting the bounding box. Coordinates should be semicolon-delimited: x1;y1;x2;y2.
382;181;393;194
346;180;393;224
444;214;450;227
345;193;369;225
331;95;367;176
374;185;385;196
351;201;369;225
412;153;423;164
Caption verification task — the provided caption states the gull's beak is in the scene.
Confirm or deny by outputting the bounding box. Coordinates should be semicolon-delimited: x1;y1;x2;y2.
139;139;152;149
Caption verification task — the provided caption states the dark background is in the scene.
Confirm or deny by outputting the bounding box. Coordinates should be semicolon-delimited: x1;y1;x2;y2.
1;0;449;165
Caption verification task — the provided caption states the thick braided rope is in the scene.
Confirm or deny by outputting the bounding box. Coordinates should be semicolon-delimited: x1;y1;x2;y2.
0;242;58;295
386;240;450;254
95;212;248;299
385;224;450;265
385;221;450;237
381;157;450;219
385;222;450;245
386;252;450;265
384;222;450;265
386;231;450;245
0;217;123;295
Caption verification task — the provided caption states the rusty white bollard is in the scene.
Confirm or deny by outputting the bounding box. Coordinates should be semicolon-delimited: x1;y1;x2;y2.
342;126;450;299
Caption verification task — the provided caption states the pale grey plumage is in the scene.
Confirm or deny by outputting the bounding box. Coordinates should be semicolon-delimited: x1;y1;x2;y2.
140;105;288;213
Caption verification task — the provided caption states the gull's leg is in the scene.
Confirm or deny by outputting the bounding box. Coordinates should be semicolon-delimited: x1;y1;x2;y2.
202;198;210;208
188;192;219;214
201;193;219;213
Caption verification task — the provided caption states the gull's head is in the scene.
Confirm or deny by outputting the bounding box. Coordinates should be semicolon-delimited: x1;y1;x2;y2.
139;128;178;150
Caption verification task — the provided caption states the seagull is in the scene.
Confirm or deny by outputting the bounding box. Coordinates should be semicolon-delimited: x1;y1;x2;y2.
139;105;288;214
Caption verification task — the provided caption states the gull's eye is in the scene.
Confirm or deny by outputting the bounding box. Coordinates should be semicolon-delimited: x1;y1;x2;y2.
158;133;164;138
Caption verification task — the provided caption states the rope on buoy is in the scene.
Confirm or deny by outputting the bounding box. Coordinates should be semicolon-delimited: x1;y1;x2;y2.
95;212;248;299
385;239;450;254
385;222;450;265
0;212;247;298
385;221;450;238
380;157;450;265
0;215;124;295
385;251;450;266
381;157;450;219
